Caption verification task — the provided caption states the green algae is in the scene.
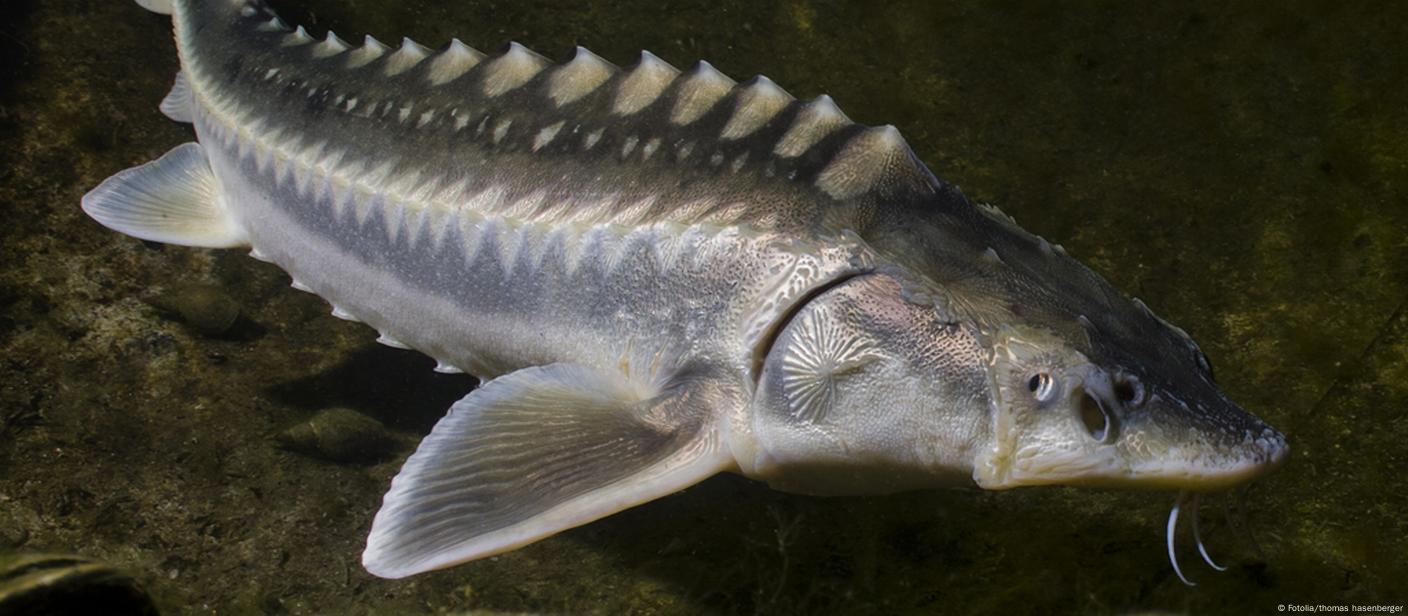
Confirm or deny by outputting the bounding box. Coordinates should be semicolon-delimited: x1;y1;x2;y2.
0;0;1404;614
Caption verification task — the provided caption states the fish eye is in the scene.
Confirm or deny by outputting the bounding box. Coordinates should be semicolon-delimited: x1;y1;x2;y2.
1113;375;1145;407
1026;372;1056;402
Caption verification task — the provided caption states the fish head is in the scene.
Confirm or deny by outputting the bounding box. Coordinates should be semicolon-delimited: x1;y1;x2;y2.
748;253;1287;497
975;313;1289;492
840;199;1294;493
749;203;1288;495
939;205;1292;492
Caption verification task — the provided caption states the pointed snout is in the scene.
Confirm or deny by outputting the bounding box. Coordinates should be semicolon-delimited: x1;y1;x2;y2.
990;381;1291;492
1114;390;1290;491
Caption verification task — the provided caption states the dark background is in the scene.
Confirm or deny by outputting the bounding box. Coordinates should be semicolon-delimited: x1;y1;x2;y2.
0;0;1404;613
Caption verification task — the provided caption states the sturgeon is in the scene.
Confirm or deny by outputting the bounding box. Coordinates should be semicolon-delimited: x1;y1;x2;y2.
85;0;1288;580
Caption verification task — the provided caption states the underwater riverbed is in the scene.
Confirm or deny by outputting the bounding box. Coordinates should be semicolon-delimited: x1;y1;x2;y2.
1;0;1405;613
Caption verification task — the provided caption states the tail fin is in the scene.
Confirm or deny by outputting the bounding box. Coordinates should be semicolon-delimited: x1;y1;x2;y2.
135;0;173;15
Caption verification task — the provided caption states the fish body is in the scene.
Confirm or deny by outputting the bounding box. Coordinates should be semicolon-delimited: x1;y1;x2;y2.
84;0;1287;579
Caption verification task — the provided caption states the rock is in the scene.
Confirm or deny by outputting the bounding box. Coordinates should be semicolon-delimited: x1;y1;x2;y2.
0;525;27;549
276;407;396;464
0;504;38;549
147;283;241;337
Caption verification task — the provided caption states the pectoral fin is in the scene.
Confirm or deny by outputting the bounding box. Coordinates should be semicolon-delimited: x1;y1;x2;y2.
363;363;731;579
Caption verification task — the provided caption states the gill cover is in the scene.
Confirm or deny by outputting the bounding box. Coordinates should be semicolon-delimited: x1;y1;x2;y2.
751;273;991;495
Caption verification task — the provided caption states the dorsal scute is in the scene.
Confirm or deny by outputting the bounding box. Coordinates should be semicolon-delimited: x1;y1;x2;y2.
547;46;619;107
256;15;288;33
670;61;735;126
348;35;391;69
282;25;314;47
312;31;350;59
385;37;433;76
231;12;936;207
720;76;793;141
613;51;680;116
426;39;487;86
814;125;936;200
482;42;552;97
774;95;850;158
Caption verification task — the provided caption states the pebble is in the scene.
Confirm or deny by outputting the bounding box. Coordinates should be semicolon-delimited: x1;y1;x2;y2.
277;407;397;464
147;283;241;337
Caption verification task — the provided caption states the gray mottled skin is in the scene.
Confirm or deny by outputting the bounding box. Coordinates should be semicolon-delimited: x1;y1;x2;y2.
85;0;1288;578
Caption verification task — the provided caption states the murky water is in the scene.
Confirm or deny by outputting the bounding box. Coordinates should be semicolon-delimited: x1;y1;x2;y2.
1;0;1404;613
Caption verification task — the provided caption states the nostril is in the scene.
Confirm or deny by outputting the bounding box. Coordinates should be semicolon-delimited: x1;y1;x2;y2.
1079;391;1115;442
1113;375;1145;407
